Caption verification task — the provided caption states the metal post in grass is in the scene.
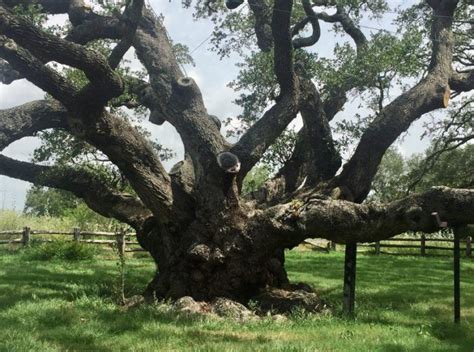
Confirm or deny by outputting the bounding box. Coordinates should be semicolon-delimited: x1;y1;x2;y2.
420;234;426;256
375;241;381;255
452;226;468;324
432;212;460;323
343;242;357;315
453;227;460;324
466;236;472;258
22;226;30;246
331;241;336;251
73;227;81;242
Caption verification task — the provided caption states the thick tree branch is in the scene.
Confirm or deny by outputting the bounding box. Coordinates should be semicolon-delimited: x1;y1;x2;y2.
0;155;151;228
231;94;299;180
69;109;175;222
230;0;301;179
449;70;474;92
107;0;144;69
133;7;226;179
253;187;474;249
335;0;460;202
0;36;78;106
314;6;368;120
0;58;20;83
315;6;367;51
272;0;295;94
0;100;67;150
66;15;124;44
0;98;174;224
0;3;123;100
278;79;341;191
292;0;321;49
248;0;273;52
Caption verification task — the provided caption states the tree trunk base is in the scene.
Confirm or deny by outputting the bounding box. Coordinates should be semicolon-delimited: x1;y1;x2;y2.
143;283;326;320
255;285;326;314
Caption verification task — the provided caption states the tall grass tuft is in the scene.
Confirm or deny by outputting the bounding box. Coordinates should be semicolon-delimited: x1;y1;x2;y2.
23;240;97;261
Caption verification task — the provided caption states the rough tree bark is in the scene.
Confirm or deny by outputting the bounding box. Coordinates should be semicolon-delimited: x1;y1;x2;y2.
0;0;472;307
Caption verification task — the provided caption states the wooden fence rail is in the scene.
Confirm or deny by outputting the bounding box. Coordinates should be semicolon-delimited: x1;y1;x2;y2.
2;229;472;257
357;234;472;257
0;227;144;254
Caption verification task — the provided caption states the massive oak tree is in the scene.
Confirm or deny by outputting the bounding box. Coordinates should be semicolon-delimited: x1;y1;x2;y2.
0;0;473;303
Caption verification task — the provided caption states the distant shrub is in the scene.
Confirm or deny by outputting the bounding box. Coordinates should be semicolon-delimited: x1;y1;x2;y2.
24;241;97;261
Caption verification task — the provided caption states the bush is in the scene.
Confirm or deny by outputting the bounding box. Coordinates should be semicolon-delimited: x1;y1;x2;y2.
24;241;97;261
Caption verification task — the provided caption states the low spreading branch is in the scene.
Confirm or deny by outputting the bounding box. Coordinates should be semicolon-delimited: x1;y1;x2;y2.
0;155;151;228
254;187;474;249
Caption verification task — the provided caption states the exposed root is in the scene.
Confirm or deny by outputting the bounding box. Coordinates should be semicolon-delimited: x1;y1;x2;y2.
255;285;327;314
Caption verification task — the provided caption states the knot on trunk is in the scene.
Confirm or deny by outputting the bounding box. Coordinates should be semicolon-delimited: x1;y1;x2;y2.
187;243;211;262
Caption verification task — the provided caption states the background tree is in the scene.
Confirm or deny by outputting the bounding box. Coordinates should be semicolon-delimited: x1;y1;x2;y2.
0;0;472;307
370;144;473;202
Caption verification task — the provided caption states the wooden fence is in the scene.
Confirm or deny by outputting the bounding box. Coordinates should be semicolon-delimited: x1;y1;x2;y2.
305;234;472;257
359;234;472;257
0;227;145;254
1;228;472;258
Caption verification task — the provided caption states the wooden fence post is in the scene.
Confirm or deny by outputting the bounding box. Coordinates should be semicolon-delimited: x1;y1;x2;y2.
466;236;472;258
343;243;357;315
375;241;381;255
420;234;426;256
73;228;81;242
22;227;30;246
116;229;125;256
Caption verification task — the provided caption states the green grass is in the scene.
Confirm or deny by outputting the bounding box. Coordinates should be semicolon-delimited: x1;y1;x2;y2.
0;247;473;352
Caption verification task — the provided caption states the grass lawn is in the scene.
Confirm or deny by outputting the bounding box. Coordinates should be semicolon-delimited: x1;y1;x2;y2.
0;246;473;351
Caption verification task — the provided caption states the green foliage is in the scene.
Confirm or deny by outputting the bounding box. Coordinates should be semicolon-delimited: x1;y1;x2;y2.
242;164;271;194
407;144;474;193
23;187;123;231
11;3;47;26
171;42;196;67
370;144;474;202
370;147;406;202
24;186;79;217
23;240;97;261
0;210;74;232
260;128;297;172
62;203;120;230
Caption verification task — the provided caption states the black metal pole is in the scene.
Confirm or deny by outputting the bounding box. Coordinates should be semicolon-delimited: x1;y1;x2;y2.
343;243;357;314
453;227;461;324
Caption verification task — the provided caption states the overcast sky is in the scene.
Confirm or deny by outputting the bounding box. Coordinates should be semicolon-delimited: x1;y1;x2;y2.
0;0;431;211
